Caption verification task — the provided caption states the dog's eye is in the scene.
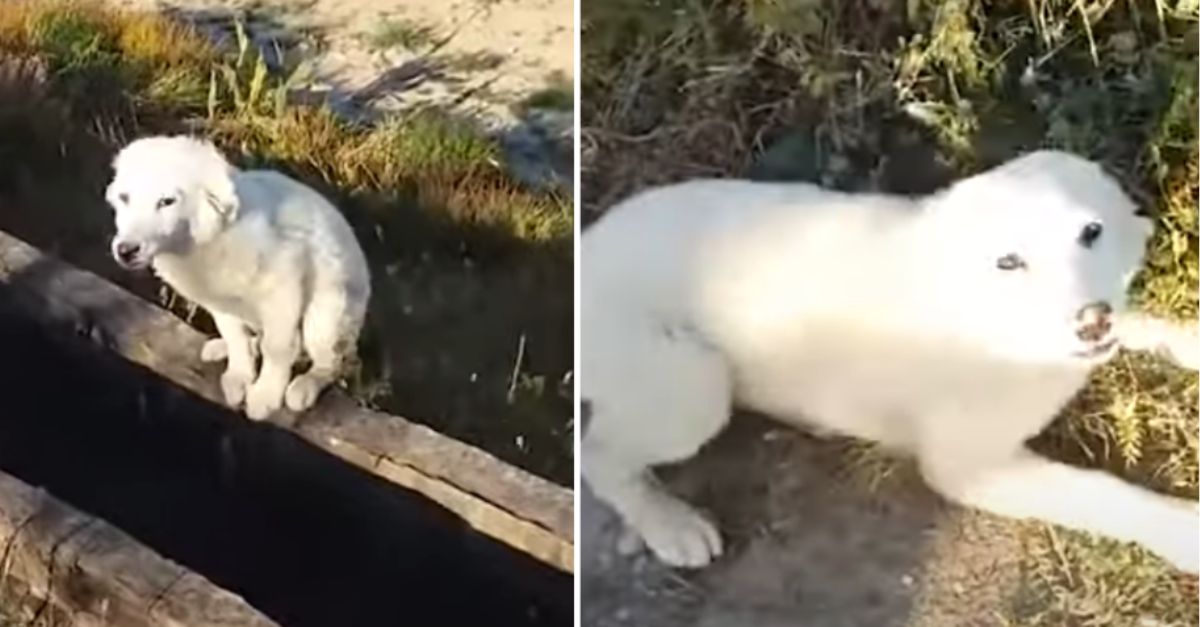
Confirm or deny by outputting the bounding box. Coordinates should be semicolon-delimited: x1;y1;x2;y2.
1078;222;1103;248
156;196;177;209
996;253;1026;271
117;193;129;205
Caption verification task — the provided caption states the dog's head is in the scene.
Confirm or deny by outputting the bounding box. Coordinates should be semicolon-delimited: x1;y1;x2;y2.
919;150;1154;365
105;135;239;270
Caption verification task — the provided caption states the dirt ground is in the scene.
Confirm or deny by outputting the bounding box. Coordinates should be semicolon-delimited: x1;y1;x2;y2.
580;414;1055;627
108;0;572;117
107;0;574;190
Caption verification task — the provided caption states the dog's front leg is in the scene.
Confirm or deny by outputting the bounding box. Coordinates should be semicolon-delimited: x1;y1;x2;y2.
919;441;1198;573
211;311;257;409
245;278;302;421
1115;312;1200;370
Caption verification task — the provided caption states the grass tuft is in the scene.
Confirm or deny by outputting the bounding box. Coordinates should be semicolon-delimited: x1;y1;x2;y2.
1013;526;1197;626
516;72;574;114
365;17;438;52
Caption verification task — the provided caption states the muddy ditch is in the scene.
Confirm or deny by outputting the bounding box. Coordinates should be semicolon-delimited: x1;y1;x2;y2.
0;291;571;626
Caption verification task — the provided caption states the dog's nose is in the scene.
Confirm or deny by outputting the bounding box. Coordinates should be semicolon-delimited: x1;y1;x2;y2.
1076;301;1113;342
114;241;140;264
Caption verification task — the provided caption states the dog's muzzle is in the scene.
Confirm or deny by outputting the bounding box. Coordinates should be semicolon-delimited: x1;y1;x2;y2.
1073;301;1118;358
1075;301;1113;343
112;240;148;270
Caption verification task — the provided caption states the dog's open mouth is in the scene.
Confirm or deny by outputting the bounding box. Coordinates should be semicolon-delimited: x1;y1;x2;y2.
1073;337;1118;359
116;258;150;271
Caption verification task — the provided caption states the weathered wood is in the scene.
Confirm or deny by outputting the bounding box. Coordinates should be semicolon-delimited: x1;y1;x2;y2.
318;429;573;571
0;470;276;627
0;228;575;573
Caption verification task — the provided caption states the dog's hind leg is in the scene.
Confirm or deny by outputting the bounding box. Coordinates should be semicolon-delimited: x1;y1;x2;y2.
583;322;732;568
918;430;1199;573
285;285;365;412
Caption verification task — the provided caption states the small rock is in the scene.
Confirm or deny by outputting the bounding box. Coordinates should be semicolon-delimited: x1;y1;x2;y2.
1019;61;1037;88
1109;31;1138;55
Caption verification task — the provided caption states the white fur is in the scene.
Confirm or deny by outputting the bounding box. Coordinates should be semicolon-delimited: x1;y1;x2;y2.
582;150;1199;572
107;135;371;420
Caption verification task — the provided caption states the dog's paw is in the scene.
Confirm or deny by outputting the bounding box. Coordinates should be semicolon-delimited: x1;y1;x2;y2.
201;338;228;362
284;374;325;413
220;368;254;408
245;380;285;421
635;496;723;569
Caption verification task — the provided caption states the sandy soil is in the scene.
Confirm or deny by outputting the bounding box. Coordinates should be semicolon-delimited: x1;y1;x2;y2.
107;0;574;190
581;415;1041;627
111;0;571;116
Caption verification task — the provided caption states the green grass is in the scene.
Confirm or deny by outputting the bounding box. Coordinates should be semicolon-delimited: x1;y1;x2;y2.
516;71;574;115
584;0;1197;623
0;0;574;485
365;17;438;52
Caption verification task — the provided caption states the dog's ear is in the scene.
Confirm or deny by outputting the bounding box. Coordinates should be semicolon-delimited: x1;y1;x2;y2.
199;158;240;222
204;186;238;220
103;180;119;208
1098;162;1156;219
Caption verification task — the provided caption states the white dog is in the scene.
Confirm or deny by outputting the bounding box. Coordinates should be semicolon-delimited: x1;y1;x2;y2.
106;135;371;420
582;150;1200;572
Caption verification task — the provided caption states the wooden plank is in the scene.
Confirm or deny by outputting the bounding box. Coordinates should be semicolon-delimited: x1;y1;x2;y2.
0;470;276;627
320;433;573;571
0;228;575;573
299;395;574;544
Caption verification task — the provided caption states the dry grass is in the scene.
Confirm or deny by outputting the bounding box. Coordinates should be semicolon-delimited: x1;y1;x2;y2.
0;1;213;74
584;0;1197;623
210;107;571;243
364;17;439;52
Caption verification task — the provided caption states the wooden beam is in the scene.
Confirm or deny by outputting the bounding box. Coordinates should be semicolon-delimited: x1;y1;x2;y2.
0;470;276;627
0;228;574;573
